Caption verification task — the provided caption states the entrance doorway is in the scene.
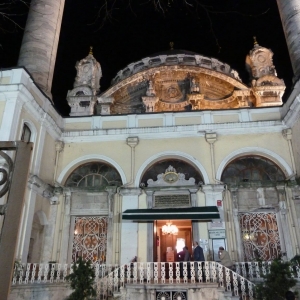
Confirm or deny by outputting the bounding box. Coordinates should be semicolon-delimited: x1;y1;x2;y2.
155;220;192;262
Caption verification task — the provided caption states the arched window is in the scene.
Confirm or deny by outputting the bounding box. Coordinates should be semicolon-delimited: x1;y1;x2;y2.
140;158;203;187
65;162;122;189
221;156;285;184
21;123;31;142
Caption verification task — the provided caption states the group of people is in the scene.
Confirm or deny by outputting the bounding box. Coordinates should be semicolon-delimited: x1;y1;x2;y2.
177;242;233;269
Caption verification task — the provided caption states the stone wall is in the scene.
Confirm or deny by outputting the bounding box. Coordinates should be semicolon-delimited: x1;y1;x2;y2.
9;283;71;300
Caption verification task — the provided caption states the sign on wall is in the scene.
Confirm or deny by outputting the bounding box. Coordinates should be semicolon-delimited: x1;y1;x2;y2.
209;229;226;239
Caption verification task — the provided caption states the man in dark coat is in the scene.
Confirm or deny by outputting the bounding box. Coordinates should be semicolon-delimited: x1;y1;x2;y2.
193;241;205;281
193;242;204;261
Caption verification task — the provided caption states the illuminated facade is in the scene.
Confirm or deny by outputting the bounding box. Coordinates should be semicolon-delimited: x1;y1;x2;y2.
2;0;300;298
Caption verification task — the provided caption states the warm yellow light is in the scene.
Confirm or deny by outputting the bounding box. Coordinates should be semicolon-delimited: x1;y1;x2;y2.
162;222;178;235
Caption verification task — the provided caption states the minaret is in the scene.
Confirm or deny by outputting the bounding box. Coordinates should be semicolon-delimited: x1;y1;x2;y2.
17;0;65;99
277;0;300;80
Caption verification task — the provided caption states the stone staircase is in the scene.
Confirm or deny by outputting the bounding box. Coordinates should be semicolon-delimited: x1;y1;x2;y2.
96;261;255;300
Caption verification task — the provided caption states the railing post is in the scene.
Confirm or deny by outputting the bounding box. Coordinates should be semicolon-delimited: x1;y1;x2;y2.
147;262;151;284
154;262;159;283
175;262;180;283
161;262;166;283
168;262;173;283
183;262;188;283
190;262;195;283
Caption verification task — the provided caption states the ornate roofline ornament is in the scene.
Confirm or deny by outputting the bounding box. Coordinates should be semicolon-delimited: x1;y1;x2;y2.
67;47;102;116
246;37;286;107
147;165;196;187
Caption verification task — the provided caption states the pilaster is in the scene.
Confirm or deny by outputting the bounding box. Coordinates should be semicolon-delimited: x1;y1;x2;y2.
120;188;141;264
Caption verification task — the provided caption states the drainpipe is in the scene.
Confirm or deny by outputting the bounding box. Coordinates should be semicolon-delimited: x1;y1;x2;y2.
205;132;217;182
115;137;139;264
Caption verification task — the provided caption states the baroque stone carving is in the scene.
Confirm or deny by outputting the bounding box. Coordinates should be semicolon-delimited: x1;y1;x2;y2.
246;39;286;107
147;165;196;187
28;175;59;204
67;48;102;116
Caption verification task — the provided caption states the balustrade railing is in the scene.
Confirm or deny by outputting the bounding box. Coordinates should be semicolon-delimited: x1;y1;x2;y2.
96;261;255;300
11;263;119;285
235;261;300;281
12;261;269;299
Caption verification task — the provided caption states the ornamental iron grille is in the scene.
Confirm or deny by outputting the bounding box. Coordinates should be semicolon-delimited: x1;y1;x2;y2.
141;159;203;187
221;156;285;185
72;216;108;265
65;162;122;190
239;212;281;261
156;291;187;300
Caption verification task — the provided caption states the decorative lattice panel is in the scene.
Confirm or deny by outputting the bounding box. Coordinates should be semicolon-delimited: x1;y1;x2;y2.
72;216;107;265
156;291;187;300
239;212;281;261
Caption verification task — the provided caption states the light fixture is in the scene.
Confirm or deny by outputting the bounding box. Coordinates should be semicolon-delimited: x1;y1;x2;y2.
162;222;178;235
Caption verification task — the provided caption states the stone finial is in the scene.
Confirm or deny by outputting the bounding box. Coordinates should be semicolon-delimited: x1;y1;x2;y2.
190;77;200;93
146;80;156;97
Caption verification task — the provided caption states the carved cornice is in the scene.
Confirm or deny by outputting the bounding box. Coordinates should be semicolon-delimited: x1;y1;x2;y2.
27;175;59;205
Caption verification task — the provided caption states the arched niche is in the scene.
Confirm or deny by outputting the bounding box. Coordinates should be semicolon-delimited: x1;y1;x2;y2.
139;158;205;188
220;155;286;185
65;161;123;190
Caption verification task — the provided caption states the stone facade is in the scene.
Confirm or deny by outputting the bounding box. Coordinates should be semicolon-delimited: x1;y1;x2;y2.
3;1;300;298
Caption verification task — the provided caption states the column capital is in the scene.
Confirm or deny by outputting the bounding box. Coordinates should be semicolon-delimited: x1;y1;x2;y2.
205;132;217;144
201;184;224;194
119;187;142;196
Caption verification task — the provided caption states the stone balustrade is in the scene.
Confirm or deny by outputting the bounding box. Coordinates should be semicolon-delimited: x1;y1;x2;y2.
11;261;262;299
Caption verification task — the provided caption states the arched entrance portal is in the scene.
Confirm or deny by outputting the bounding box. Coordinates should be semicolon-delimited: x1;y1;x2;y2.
124;159;220;262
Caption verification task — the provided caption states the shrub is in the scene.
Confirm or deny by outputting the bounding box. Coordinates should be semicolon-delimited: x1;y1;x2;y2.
66;257;96;300
255;259;296;300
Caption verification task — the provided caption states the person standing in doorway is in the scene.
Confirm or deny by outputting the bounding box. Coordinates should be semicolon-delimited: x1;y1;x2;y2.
193;241;205;281
193;242;204;261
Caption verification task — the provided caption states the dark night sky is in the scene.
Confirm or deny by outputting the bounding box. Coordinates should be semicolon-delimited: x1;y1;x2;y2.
0;0;294;116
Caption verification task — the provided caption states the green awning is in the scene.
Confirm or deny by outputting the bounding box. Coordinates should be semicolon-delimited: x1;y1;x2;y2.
122;206;220;221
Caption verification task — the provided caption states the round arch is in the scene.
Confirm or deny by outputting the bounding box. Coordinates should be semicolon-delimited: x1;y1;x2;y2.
20;119;37;142
134;151;210;187
57;154;127;185
216;147;294;181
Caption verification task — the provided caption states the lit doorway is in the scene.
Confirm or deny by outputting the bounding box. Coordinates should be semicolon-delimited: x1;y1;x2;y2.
155;220;192;262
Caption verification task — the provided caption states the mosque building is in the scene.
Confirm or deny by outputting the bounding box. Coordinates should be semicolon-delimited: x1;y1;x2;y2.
1;0;300;299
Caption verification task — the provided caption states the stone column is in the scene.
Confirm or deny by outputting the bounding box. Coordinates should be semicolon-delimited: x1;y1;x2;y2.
105;187;117;265
277;0;300;79
40;202;58;262
120;188;141;264
59;190;71;263
189;188;200;243
201;185;224;257
230;188;244;261
222;189;238;261
145;190;154;262
276;186;293;259
18;0;65;98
